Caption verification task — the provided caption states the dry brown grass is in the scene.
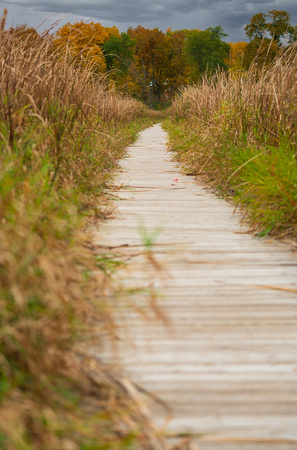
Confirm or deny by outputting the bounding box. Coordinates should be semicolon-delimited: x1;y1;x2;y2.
0;13;169;449
166;44;297;238
171;42;297;146
0;20;148;195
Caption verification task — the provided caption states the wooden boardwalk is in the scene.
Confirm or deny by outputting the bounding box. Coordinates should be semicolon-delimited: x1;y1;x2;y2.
93;124;297;450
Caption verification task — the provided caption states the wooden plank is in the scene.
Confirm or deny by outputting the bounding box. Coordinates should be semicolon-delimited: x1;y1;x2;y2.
93;124;297;448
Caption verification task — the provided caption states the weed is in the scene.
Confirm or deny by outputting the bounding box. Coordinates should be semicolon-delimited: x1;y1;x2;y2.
137;221;164;252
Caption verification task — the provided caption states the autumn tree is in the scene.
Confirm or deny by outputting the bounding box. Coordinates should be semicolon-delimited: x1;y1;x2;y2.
245;13;267;40
165;29;189;93
228;41;248;70
127;26;171;106
267;10;293;44
244;10;297;68
12;24;39;41
245;10;295;45
55;21;119;73
243;38;279;69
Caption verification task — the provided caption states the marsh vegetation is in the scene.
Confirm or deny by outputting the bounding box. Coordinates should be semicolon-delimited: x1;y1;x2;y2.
1;7;297;448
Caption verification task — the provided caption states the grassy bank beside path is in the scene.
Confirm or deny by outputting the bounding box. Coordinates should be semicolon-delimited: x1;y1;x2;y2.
164;44;297;242
0;23;165;449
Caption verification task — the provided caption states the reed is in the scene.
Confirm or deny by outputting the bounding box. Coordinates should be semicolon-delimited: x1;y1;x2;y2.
165;44;297;240
0;16;167;449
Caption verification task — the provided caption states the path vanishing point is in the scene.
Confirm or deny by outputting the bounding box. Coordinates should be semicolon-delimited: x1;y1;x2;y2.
94;124;297;450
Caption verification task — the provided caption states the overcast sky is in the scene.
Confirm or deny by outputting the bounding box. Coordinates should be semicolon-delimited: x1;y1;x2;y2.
3;0;297;42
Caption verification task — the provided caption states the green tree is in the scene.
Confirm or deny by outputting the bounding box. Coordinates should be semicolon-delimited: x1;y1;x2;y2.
103;33;136;89
208;25;228;41
267;10;292;44
245;13;267;40
289;25;297;43
245;10;297;46
244;10;297;68
185;27;230;79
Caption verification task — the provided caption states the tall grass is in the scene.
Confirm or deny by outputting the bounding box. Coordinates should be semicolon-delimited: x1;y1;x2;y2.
165;44;297;239
0;16;167;449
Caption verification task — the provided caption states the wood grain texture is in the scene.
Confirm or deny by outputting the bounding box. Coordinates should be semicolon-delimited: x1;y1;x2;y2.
92;124;297;450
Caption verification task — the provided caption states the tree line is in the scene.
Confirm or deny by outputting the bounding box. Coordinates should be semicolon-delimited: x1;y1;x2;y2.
14;9;297;108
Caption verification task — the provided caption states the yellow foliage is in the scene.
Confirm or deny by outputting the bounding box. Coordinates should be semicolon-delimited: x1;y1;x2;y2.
228;41;248;68
55;21;119;72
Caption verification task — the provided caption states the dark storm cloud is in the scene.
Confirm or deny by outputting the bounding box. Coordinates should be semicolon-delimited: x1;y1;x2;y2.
7;0;200;22
193;0;297;28
4;0;297;41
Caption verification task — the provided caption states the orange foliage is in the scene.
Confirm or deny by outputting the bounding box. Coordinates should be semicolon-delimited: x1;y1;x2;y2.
228;41;248;68
127;26;171;103
55;21;119;72
127;26;189;104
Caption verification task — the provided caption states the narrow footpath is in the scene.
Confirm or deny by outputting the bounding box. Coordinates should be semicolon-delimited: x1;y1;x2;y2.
94;124;297;450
